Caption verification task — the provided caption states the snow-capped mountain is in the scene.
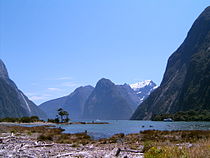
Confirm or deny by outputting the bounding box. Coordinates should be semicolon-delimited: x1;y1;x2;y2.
130;80;157;102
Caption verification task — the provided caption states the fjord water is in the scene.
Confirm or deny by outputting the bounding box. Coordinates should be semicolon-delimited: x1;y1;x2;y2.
55;120;210;139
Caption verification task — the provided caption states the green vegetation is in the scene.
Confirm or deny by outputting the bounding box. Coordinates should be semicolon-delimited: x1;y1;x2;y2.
47;108;70;123
0;124;92;145
144;146;189;158
152;110;210;121
2;123;210;157
141;130;210;158
97;129;210;157
0;116;41;123
131;7;210;120
58;108;69;123
38;134;53;141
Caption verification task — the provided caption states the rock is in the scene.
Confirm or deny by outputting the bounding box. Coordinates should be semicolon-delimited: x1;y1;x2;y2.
0;133;144;158
115;148;121;156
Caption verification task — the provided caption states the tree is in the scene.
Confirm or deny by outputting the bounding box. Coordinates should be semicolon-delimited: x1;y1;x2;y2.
54;115;60;123
63;111;69;123
57;108;70;123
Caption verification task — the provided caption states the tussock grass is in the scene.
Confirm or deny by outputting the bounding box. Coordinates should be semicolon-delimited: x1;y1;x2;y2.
1;124;210;157
0;125;92;145
140;130;210;158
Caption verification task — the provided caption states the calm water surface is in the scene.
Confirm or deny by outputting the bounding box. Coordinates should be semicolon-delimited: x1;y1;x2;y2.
53;120;210;139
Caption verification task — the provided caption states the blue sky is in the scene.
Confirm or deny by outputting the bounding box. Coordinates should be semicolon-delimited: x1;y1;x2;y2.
0;0;209;104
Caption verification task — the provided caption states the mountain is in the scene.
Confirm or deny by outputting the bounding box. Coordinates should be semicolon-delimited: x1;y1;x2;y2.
39;86;94;119
130;80;157;102
0;59;46;119
82;78;140;120
40;79;156;120
131;7;210;120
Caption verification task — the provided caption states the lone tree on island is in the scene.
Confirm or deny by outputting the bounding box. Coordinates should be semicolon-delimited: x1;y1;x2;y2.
57;108;69;123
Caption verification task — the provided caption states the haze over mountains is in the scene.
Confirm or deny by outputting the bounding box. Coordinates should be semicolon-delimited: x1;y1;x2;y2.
0;60;46;119
0;57;157;120
39;86;94;119
40;79;157;120
1;6;209;121
131;6;210;120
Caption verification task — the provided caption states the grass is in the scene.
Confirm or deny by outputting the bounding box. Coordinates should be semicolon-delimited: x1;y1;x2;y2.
97;130;210;157
55;132;92;145
0;124;92;146
1;124;210;157
140;130;210;143
140;130;210;158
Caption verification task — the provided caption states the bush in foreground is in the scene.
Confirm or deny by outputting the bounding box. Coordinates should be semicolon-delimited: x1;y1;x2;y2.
0;116;41;123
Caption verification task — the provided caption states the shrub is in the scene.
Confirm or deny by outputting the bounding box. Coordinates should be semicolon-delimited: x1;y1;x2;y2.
37;134;53;141
144;146;189;158
142;141;154;153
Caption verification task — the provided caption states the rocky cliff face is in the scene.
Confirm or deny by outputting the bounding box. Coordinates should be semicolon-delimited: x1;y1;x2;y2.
82;78;139;120
40;78;156;120
0;60;46;119
0;60;9;79
131;7;210;120
39;86;94;119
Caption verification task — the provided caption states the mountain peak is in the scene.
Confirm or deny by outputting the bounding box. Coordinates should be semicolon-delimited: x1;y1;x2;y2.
96;78;115;89
130;80;156;91
0;59;9;78
129;80;157;103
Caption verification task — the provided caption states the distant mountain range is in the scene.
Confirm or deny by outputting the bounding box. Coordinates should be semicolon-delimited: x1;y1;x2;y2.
3;7;209;121
40;78;157;120
39;86;94;119
83;78;139;120
0;58;156;120
0;60;46;119
131;6;210;120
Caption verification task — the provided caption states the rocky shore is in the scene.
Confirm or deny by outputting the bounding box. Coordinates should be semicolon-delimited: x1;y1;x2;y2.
0;133;143;158
0;125;143;158
1;124;210;158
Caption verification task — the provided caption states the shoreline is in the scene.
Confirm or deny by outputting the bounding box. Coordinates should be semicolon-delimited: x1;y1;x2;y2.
0;124;143;157
0;124;210;157
0;121;109;125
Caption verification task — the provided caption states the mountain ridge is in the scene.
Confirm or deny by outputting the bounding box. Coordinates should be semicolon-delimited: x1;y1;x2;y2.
40;78;157;120
0;59;47;119
131;6;210;120
39;85;94;119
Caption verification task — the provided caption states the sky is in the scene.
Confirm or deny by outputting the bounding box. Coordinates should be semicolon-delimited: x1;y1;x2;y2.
0;0;209;104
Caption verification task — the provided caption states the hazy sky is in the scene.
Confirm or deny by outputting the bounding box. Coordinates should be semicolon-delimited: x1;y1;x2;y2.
0;0;209;104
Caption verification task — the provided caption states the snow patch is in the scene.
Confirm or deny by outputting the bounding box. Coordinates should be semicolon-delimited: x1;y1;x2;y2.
130;80;153;90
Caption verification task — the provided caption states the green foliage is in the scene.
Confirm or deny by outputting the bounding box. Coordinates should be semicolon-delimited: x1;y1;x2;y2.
141;130;210;143
37;134;53;141
152;110;210;121
57;108;70;123
0;116;41;123
142;141;154;153
47;118;59;123
47;108;70;123
144;147;164;158
144;146;189;158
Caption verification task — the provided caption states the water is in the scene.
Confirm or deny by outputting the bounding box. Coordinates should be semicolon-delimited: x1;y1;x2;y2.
52;120;210;139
